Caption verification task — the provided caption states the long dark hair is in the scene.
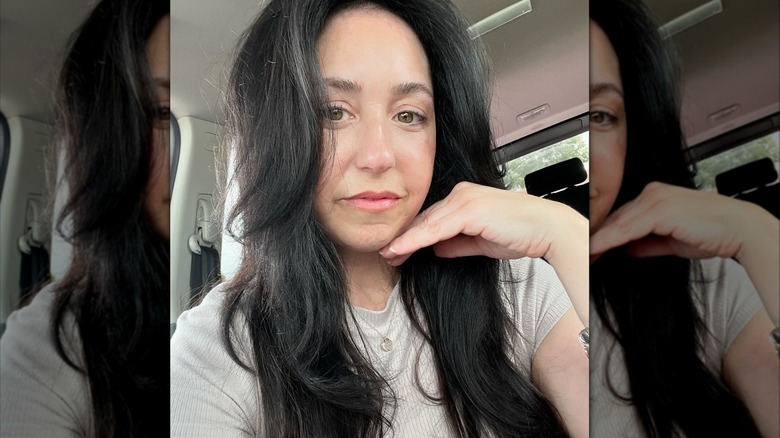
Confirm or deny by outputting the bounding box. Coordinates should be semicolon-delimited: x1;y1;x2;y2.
591;1;760;436
51;0;169;436
220;0;565;436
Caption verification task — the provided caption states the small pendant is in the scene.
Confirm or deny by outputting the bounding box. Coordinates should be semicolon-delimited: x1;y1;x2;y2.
380;337;393;352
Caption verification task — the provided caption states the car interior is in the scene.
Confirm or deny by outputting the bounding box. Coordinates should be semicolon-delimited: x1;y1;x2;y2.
167;0;589;330
643;0;779;218
0;0;776;336
0;2;93;329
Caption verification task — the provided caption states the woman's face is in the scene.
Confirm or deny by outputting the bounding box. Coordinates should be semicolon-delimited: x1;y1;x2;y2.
145;15;170;241
589;20;627;234
315;8;436;255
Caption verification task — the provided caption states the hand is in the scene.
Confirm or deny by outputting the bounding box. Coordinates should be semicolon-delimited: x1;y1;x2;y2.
379;181;589;326
590;182;764;261
590;181;779;326
379;182;574;265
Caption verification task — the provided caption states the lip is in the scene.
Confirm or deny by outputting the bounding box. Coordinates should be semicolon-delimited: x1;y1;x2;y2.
343;191;401;211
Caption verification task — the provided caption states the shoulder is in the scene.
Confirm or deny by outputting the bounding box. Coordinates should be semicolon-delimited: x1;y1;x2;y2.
501;256;567;297
0;284;89;437
501;258;572;363
1;283;83;375
170;283;258;437
695;258;763;363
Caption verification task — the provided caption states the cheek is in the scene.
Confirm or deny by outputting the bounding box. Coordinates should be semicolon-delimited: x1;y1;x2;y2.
590;131;625;194
402;135;436;194
313;134;349;219
147;128;170;197
315;133;342;190
589;130;626;232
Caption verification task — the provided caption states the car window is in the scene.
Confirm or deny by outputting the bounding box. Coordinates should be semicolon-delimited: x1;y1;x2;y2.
503;131;589;192
694;131;780;192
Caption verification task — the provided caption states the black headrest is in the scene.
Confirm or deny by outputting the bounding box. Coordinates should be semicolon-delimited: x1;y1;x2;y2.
524;157;588;196
715;157;778;196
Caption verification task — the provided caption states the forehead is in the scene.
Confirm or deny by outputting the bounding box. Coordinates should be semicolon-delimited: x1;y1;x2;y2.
147;15;170;81
317;7;431;84
589;21;621;88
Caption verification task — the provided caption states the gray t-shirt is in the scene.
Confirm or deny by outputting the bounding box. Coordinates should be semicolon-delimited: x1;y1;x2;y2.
590;257;764;437
0;285;89;438
169;257;572;437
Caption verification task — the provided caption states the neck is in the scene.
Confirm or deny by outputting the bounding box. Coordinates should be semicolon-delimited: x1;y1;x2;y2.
340;249;398;311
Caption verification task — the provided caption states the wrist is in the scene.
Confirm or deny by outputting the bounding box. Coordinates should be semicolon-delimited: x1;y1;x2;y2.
733;200;778;263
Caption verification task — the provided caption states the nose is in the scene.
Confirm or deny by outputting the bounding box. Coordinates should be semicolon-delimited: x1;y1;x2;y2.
354;116;395;173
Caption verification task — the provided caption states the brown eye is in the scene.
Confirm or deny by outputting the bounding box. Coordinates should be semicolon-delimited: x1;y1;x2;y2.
153;106;171;128
153;106;170;122
589;111;616;126
397;110;427;124
328;107;345;121
398;111;414;124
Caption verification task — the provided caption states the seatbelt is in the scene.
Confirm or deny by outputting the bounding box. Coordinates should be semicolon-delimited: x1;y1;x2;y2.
0;114;10;205
187;197;220;302
17;196;50;305
189;246;219;301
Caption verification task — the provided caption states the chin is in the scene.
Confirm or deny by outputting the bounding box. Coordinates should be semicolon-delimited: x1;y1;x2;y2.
333;227;398;254
349;237;393;253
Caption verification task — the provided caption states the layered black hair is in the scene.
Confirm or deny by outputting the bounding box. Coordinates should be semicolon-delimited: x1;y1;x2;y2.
51;0;169;436
220;0;566;436
591;0;760;436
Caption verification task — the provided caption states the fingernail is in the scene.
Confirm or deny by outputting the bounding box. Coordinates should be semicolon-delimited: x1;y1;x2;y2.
381;247;397;257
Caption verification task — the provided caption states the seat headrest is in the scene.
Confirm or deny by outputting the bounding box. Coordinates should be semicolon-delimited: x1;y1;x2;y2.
715;157;778;196
524;157;587;196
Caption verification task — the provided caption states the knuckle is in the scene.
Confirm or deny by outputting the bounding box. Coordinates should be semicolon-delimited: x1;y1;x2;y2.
644;181;666;199
452;181;472;194
461;197;481;214
423;218;441;233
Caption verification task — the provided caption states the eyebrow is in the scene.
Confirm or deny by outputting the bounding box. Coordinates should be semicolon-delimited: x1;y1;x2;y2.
392;82;433;98
590;82;623;98
324;77;361;93
324;77;433;98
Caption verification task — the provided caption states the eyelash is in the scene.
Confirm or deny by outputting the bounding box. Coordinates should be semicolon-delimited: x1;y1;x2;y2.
395;110;427;125
589;110;617;126
324;105;428;125
154;105;171;121
326;105;352;122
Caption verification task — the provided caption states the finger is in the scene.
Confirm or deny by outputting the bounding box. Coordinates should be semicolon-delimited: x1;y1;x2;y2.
431;234;485;258
384;252;412;266
380;187;475;258
589;198;673;255
381;210;468;258
379;204;444;262
626;235;713;260
379;205;472;266
595;182;674;234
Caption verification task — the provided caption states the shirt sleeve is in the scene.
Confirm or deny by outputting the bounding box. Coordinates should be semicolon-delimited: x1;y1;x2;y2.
0;287;89;438
503;258;572;366
697;258;764;368
170;284;259;438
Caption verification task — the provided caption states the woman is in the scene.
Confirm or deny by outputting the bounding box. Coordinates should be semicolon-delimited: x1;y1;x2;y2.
0;0;170;436
589;0;779;436
170;0;588;436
